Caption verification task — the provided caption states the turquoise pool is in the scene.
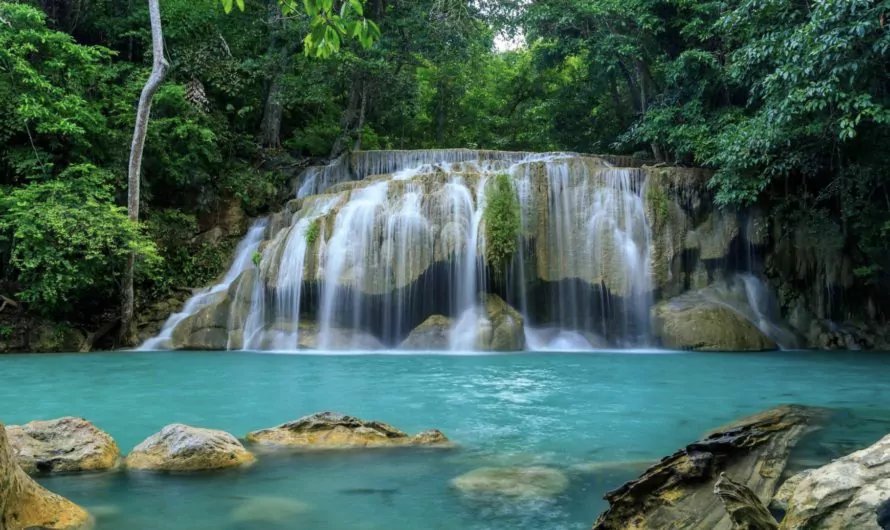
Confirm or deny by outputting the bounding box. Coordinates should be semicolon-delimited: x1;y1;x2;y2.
2;350;889;529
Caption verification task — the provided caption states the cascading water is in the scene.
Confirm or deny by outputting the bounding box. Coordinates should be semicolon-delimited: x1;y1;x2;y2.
143;149;797;352
138;219;268;350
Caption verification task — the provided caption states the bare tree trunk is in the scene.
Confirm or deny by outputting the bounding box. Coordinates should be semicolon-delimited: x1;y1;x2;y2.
120;0;169;346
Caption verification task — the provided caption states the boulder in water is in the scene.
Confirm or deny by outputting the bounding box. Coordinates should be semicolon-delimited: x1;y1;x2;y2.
451;466;569;499
779;432;890;529
1;420;92;529
125;424;255;472
6;417;120;475
245;411;451;449
476;294;525;351
399;315;452;350
652;299;777;351
592;405;827;529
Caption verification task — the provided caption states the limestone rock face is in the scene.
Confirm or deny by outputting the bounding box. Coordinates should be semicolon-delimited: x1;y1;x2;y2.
245;411;451;449
1;421;92;530
6;417;119;475
592;405;827;530
652;300;776;351
451;467;569;499
399;315;452;350
770;469;813;511
779;433;890;530
168;269;256;350
125;424;255;472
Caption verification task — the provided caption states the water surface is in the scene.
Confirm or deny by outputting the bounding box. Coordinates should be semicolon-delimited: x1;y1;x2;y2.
2;350;889;529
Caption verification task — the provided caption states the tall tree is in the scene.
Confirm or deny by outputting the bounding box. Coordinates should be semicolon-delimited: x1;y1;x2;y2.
120;0;168;346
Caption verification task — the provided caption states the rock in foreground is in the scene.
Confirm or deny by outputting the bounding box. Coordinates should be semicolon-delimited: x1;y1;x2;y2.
451;466;569;500
6;417;120;475
1;421;92;529
245;412;450;449
780;432;890;529
592;405;826;529
714;473;779;530
125;424;255;471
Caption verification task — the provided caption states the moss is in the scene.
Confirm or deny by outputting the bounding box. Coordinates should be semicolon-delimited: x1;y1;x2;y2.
483;173;521;272
645;181;670;231
305;218;321;246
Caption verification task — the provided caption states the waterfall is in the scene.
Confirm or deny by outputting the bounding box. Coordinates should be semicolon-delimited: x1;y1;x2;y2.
143;149;799;352
139;219;268;350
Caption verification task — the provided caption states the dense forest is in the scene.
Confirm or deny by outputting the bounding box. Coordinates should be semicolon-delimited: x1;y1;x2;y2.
0;0;888;348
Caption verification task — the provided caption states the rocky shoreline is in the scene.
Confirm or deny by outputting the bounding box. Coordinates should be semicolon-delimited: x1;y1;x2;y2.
3;406;890;529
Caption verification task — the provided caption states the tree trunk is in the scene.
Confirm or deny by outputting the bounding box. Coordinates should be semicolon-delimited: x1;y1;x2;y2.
120;0;169;346
259;0;285;149
330;76;365;158
259;76;284;149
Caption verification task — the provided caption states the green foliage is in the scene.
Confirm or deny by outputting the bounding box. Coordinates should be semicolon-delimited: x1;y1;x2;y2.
305;218;321;246
0;164;159;314
483;174;520;271
251;250;262;267
0;326;12;340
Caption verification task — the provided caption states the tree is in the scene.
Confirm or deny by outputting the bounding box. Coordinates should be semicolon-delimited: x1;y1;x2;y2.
120;0;168;346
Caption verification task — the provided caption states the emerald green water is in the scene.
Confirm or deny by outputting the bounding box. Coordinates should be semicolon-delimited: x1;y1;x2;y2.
2;350;890;529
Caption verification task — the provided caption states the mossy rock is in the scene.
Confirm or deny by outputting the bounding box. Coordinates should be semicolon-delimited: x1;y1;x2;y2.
652;300;777;352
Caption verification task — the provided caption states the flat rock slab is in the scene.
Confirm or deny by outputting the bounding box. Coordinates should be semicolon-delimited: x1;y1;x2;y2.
125;424;255;472
245;411;451;449
592;404;828;530
6;417;120;475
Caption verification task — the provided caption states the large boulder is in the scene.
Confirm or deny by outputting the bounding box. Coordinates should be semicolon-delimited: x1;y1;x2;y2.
779;432;890;529
652;299;776;351
451;467;569;500
6;417;120;475
399;315;452;350
480;294;525;351
1;421;92;530
245;411;450;449
125;424;255;472
592;405;827;530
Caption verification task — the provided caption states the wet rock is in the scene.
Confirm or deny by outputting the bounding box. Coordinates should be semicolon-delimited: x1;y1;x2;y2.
26;322;87;353
125;424;255;472
230;496;311;524
714;473;779;530
451;466;569;499
481;294;525;351
592;405;827;530
245;411;451;449
779;432;890;529
1;420;92;529
6;417;120;475
399;315;452;350
652;300;776;351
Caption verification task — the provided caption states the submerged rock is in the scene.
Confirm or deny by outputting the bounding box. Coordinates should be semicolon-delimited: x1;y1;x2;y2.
592;404;827;529
779;432;890;529
399;315;452;350
125;424;255;471
6;417;120;475
245;411;451;449
652;300;776;351
230;496;311;524
451;466;569;499
1;420;92;529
